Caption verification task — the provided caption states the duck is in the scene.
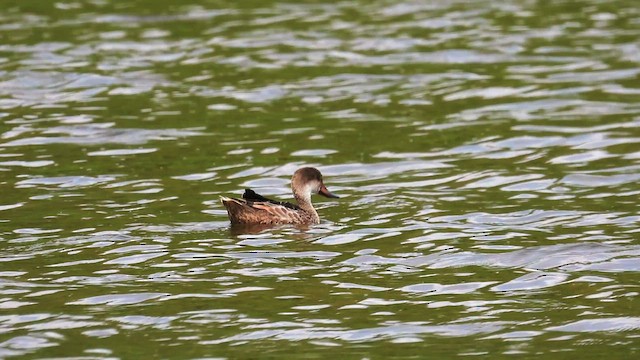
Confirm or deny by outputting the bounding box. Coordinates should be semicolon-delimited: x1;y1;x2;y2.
221;167;339;225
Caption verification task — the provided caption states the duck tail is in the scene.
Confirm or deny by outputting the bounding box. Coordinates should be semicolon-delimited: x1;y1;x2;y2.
220;196;243;206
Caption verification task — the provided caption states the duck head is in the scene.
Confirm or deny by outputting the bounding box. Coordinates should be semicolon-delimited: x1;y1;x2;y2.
292;167;339;199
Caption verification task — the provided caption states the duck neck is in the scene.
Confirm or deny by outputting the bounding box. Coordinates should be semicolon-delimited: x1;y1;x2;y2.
294;190;319;221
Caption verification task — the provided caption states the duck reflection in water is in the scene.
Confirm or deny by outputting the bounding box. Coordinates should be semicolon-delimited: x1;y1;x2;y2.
221;167;339;226
227;222;314;237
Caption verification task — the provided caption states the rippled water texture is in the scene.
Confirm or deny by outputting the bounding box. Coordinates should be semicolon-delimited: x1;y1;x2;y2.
1;0;639;358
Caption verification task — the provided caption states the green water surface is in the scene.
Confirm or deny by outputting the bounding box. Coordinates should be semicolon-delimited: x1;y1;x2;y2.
0;0;639;358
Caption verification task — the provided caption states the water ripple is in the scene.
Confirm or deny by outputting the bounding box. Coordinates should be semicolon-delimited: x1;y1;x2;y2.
1;0;639;357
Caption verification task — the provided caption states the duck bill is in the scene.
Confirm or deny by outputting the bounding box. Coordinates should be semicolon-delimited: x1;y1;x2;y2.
319;185;339;198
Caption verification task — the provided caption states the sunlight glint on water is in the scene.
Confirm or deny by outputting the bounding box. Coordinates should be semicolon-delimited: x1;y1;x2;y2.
0;0;639;358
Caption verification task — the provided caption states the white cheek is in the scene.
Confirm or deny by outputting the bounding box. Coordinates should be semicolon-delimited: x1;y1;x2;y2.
305;183;319;195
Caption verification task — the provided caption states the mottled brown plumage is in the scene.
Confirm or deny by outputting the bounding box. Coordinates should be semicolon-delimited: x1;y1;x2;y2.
221;167;339;225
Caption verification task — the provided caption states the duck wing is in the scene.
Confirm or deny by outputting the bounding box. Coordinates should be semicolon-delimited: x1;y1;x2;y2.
243;189;300;210
221;195;304;224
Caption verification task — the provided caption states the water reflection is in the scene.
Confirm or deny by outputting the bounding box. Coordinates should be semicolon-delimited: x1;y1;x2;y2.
226;222;271;235
1;0;639;358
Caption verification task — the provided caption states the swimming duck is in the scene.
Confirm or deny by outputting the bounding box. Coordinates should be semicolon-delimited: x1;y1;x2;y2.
221;167;339;225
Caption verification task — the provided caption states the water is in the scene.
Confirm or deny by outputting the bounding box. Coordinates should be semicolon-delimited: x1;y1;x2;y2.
1;0;639;358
